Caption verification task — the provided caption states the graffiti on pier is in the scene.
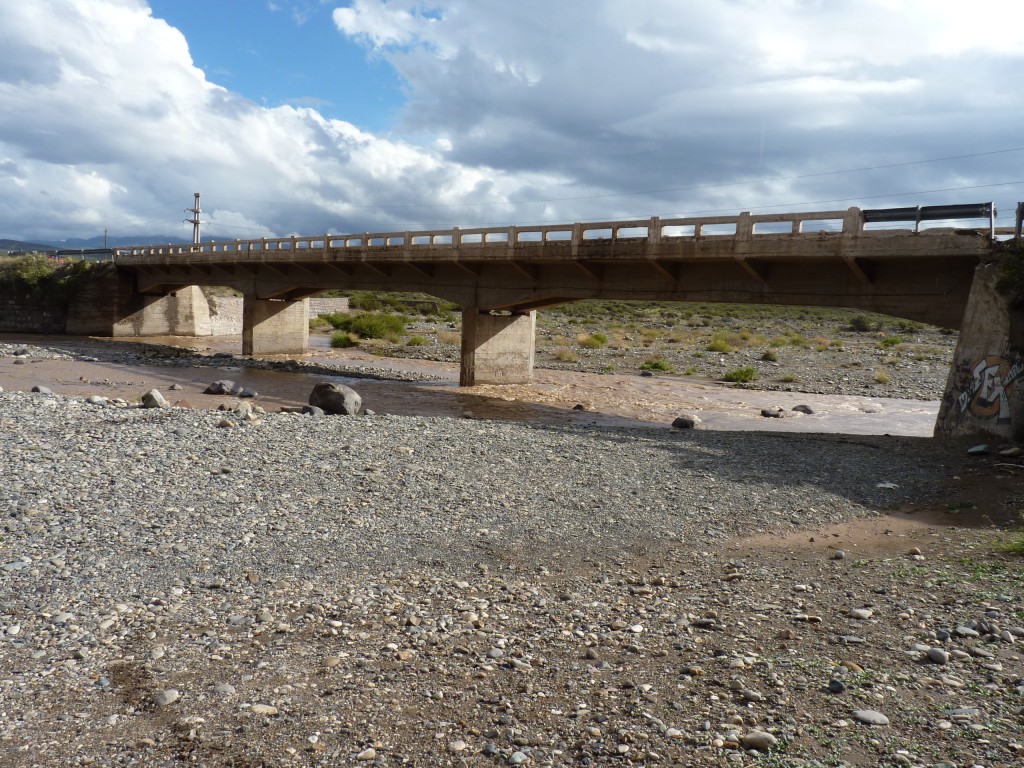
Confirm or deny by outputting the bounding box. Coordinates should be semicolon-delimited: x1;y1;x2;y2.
953;355;1024;423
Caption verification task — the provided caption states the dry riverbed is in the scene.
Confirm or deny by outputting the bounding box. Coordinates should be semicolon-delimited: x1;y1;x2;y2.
0;304;1023;767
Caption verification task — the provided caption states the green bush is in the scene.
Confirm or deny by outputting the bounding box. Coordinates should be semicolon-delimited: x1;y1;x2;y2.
848;315;877;332
706;338;732;353
330;312;407;339
0;254;57;287
640;356;674;372
579;332;608;349
321;312;348;328
760;350;778;362
330;332;359;348
722;366;757;383
878;336;902;348
309;315;332;330
0;255;99;305
406;335;430;347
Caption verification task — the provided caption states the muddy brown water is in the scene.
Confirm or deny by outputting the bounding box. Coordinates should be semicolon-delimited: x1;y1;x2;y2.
0;332;939;435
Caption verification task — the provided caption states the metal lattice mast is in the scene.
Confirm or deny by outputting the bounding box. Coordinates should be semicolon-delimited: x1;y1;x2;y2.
184;192;202;244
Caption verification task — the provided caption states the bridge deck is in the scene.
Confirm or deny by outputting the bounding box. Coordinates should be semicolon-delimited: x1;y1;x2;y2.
112;207;1000;329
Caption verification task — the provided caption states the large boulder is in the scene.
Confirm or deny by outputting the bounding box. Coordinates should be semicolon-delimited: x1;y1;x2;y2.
309;382;362;416
141;389;168;409
204;380;257;398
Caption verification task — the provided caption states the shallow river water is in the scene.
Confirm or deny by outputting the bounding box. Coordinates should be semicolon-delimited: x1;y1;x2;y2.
0;332;940;436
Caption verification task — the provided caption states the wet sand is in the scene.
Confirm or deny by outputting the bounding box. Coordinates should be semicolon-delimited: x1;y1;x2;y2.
0;332;939;435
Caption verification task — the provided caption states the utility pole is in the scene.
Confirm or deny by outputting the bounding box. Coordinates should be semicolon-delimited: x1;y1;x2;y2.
184;192;203;244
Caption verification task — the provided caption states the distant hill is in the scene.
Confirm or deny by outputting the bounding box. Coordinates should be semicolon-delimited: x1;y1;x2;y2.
44;235;190;248
0;238;58;253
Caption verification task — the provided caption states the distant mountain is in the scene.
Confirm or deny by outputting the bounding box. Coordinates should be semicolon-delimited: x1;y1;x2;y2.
43;235;191;248
0;238;58;253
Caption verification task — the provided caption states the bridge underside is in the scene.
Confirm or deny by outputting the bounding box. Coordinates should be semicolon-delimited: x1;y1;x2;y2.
126;239;981;330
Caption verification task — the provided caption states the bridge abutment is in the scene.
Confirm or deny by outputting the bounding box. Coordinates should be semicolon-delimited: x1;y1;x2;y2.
242;296;309;356
460;308;536;386
110;285;213;338
935;261;1024;441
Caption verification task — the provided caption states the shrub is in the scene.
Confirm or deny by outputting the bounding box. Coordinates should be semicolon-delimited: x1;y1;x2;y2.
707;338;733;353
436;331;461;345
553;347;580;363
760;350;778;362
0;255;99;305
406;335;430;347
0;254;56;287
640;356;674;372
848;315;877;332
579;332;608;349
878;336;902;348
309;315;332;330
683;366;698;375
874;370;890;384
321;312;348;328
722;366;757;383
893;319;924;333
779;372;799;383
330;332;358;348
330;312;407;339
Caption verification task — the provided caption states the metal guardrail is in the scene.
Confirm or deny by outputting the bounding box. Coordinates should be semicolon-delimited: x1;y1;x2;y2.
112;203;1001;260
863;202;996;237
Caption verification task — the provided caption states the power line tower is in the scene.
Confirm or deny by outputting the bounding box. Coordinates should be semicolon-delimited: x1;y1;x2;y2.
184;192;203;244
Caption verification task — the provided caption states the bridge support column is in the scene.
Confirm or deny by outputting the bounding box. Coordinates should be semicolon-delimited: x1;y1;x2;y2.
460;308;536;386
242;296;309;356
935;261;1024;441
110;285;212;338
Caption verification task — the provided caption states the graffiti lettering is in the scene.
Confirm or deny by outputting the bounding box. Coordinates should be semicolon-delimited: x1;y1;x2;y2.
955;355;1024;423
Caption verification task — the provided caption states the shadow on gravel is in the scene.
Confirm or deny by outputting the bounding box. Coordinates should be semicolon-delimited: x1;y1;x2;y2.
506;418;1024;531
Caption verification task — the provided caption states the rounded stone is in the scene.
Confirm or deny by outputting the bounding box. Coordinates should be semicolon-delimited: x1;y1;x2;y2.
852;709;889;726
154;689;180;707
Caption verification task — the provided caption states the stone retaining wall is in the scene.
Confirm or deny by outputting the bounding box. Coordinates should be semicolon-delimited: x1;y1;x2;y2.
0;281;66;333
308;297;350;317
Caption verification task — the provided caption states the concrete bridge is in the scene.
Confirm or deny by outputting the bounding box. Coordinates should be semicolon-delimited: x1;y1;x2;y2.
105;204;1024;439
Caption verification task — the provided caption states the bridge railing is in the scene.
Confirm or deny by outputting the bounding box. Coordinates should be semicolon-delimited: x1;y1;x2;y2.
111;204;997;260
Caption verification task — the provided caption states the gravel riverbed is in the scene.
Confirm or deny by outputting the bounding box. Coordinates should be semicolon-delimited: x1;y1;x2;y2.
1;382;1023;767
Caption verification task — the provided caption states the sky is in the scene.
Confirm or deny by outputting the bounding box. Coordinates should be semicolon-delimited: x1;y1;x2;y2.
1;0;1023;243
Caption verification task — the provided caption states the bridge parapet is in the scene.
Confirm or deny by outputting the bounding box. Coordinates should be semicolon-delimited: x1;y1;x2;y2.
112;206;1005;262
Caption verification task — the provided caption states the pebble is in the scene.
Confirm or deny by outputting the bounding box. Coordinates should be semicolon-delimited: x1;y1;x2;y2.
0;352;1008;766
927;648;950;665
852;709;889;726
740;730;778;751
154;689;180;707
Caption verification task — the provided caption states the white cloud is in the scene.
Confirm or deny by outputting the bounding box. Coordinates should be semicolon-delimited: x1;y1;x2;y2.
0;0;545;240
1;0;1023;244
331;0;1024;221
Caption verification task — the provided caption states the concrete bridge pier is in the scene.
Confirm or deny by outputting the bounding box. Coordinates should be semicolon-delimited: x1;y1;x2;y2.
935;260;1024;441
460;308;537;386
110;284;213;338
241;296;309;356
